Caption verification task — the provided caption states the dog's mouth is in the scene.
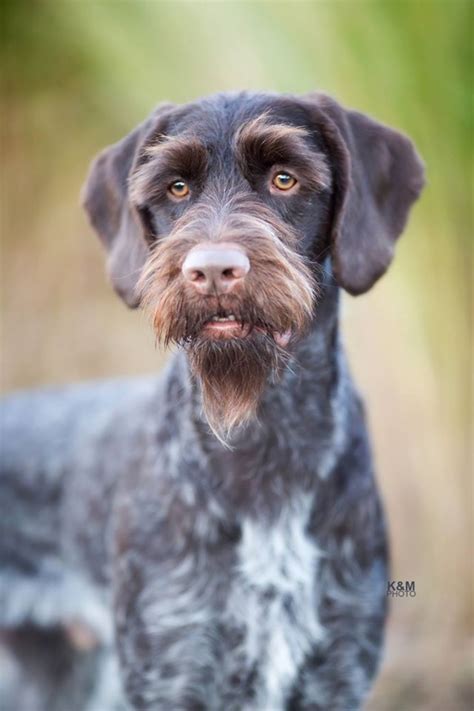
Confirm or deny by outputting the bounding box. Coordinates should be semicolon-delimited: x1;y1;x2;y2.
203;312;241;333
201;311;291;347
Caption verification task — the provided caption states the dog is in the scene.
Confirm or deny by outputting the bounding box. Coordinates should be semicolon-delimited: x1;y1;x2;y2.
0;91;424;710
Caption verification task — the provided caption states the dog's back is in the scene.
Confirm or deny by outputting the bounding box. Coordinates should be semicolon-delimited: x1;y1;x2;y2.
0;378;163;710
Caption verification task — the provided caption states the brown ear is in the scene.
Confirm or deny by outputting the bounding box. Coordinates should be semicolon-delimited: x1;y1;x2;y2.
309;94;425;295
81;105;174;307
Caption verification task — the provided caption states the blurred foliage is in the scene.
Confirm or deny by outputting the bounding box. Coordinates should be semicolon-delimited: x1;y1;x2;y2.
1;1;472;709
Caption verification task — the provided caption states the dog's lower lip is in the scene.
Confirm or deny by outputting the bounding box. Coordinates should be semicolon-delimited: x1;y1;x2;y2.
199;322;292;346
203;320;244;336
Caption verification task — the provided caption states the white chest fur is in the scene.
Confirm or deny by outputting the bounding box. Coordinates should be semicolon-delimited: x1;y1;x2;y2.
232;495;323;711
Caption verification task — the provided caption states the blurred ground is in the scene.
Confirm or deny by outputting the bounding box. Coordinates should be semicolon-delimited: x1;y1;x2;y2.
1;2;472;709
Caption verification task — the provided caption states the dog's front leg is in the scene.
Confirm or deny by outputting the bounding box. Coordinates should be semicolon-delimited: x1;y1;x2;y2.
113;553;221;710
111;487;232;711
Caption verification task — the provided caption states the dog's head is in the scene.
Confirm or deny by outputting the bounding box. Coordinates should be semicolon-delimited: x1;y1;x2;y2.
83;92;424;436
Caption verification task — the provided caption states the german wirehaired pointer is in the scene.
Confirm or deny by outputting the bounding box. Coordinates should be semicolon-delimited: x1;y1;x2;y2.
0;91;424;710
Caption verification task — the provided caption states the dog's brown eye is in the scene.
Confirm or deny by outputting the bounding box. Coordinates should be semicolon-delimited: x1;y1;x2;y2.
272;172;297;191
169;180;190;198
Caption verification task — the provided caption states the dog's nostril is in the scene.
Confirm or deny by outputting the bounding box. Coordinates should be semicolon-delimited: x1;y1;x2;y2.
182;243;250;293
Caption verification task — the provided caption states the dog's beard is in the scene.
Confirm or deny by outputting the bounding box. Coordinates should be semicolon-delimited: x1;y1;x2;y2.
137;223;317;440
187;332;290;440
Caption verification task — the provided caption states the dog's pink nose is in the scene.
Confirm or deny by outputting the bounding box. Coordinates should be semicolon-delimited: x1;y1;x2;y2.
182;243;250;295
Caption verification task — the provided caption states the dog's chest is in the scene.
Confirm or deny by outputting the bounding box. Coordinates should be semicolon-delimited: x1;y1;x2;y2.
228;496;323;710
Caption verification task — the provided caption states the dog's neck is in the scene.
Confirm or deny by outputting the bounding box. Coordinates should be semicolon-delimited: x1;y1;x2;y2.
164;281;351;517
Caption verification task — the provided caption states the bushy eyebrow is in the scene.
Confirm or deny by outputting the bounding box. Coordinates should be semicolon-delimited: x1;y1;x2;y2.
234;113;331;190
130;135;208;204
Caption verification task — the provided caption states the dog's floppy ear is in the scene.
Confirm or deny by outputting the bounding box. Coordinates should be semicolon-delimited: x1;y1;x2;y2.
309;94;425;295
82;105;174;307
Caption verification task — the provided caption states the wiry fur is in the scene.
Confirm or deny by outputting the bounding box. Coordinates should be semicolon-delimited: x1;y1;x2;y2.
0;90;424;710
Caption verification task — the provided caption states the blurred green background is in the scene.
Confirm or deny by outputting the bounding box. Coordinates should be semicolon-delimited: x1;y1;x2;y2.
1;1;472;709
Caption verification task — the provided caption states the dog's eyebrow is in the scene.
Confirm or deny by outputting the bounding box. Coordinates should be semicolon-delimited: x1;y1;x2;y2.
235;114;331;190
236;113;310;147
145;135;208;176
131;135;208;204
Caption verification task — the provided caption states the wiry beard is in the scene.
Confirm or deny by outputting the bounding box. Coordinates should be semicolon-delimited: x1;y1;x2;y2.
187;331;291;440
137;203;319;440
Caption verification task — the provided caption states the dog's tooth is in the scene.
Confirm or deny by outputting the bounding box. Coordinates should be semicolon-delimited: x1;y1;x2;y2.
208;314;237;323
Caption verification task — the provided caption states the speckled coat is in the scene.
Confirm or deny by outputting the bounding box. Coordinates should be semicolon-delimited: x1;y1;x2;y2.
0;283;385;711
0;91;424;711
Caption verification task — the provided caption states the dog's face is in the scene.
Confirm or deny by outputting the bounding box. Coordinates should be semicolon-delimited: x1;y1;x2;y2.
83;92;424;436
